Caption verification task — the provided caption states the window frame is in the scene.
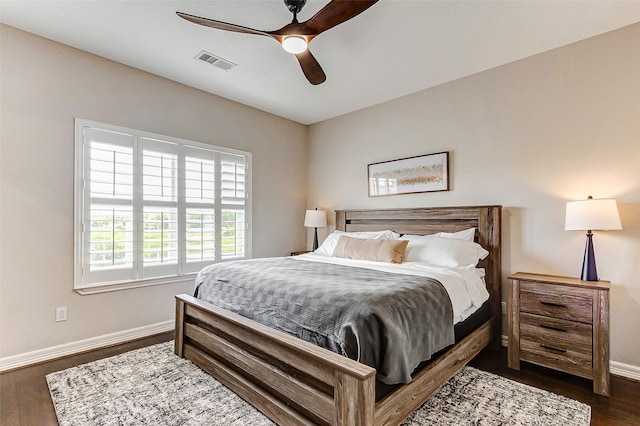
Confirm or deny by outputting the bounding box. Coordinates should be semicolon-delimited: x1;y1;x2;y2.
74;119;252;294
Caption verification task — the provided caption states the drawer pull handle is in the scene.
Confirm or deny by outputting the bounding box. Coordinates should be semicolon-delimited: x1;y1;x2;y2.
540;324;567;332
540;300;567;308
541;344;567;353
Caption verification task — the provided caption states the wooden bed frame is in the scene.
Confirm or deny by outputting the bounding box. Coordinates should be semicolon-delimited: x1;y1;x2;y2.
175;205;502;425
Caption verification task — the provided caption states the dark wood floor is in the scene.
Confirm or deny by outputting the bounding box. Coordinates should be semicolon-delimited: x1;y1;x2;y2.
1;333;638;425
468;350;640;426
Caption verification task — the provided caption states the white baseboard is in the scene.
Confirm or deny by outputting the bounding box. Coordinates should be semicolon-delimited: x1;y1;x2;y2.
0;320;174;373
500;334;640;382
610;361;640;382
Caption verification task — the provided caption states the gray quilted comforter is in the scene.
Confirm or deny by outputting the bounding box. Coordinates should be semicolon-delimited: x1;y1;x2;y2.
194;257;454;384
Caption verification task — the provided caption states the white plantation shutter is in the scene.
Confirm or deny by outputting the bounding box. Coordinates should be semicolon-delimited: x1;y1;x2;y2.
183;146;217;273
75;120;251;290
140;138;179;278
83;128;136;284
220;153;247;259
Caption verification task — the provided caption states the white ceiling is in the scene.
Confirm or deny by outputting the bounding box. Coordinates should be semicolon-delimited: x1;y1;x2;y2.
2;1;640;124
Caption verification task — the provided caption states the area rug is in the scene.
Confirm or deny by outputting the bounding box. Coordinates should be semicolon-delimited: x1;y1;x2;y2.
47;342;590;426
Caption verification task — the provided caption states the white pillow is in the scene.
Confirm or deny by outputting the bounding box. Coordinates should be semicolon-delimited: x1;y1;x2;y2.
437;228;476;241
402;234;489;268
315;230;399;255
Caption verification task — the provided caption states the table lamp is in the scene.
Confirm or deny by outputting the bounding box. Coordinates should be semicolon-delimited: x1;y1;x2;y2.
565;196;622;281
304;208;327;251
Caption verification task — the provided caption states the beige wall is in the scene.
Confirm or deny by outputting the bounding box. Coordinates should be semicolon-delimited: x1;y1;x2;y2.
0;25;308;357
308;23;640;367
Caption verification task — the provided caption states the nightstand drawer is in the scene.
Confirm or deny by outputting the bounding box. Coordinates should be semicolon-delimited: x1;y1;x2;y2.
520;313;592;353
520;288;592;323
520;338;593;379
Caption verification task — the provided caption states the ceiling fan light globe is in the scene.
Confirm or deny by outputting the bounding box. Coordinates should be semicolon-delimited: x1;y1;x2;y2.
282;36;308;54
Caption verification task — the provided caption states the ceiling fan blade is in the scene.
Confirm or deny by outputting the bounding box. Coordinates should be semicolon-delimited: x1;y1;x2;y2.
300;0;379;35
294;50;326;85
176;12;274;39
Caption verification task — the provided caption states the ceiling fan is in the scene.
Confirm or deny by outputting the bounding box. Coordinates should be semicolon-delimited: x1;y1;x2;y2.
177;0;379;85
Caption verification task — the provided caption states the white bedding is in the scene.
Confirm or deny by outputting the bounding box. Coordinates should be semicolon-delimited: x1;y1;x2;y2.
293;252;489;324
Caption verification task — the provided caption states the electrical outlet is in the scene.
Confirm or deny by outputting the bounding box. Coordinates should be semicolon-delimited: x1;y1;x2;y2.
56;307;67;322
501;301;507;315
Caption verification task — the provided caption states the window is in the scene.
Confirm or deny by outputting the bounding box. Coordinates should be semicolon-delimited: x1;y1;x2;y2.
74;119;251;293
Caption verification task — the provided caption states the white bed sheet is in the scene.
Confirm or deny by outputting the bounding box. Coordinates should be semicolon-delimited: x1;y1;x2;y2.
293;253;489;324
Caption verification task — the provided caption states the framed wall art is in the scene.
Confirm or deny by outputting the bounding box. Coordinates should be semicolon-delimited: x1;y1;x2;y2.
368;151;449;197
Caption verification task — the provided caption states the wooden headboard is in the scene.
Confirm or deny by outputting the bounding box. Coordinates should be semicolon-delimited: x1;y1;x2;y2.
335;206;502;322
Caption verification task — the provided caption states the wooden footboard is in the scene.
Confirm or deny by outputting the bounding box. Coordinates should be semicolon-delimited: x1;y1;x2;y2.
175;294;376;425
175;294;495;426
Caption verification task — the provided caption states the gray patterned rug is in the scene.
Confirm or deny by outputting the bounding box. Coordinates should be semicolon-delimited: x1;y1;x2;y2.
46;342;590;426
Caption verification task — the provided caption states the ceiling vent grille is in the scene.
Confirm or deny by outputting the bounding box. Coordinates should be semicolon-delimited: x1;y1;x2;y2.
195;50;237;71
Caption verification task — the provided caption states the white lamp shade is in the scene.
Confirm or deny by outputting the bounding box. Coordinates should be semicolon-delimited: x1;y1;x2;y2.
304;210;327;228
565;198;622;231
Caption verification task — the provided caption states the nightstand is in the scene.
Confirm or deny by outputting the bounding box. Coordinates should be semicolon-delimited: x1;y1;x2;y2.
290;250;311;256
508;272;610;396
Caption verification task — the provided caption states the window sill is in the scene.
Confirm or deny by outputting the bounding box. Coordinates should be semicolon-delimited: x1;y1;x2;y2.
74;274;197;295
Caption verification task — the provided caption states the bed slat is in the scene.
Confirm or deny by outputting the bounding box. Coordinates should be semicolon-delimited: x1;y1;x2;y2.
346;221;478;235
345;208;482;220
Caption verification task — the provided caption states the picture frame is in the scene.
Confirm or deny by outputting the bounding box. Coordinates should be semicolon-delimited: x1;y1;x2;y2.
368;151;449;197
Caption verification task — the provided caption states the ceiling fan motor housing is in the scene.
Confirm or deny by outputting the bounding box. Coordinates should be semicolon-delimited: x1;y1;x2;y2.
284;0;307;14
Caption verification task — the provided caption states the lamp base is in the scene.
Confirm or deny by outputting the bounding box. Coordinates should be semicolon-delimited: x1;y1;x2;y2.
312;228;319;251
581;231;598;281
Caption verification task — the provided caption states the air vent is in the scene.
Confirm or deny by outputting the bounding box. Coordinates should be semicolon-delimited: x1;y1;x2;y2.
195;50;237;71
